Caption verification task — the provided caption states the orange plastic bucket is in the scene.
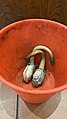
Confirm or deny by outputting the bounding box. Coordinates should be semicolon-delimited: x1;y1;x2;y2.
0;19;67;104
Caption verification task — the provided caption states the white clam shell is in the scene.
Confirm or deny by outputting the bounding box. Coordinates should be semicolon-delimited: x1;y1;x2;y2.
32;69;46;87
23;64;35;83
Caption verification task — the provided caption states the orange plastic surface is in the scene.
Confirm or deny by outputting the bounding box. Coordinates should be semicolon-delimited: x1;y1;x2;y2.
0;19;67;103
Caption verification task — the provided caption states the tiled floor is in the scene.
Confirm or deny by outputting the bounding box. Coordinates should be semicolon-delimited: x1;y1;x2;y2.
0;82;67;119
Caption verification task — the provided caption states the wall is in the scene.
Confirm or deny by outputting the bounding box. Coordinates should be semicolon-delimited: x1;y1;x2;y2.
0;0;67;29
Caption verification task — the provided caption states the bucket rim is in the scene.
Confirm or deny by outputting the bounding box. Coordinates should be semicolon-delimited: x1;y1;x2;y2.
0;75;67;94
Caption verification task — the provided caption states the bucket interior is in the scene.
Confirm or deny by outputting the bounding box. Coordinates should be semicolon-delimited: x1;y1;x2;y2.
0;19;67;91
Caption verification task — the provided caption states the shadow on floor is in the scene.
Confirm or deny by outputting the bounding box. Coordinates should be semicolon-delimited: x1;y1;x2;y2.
25;92;61;119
